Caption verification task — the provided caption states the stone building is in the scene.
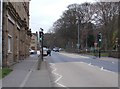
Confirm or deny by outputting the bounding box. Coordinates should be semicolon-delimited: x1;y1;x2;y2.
30;32;38;53
2;1;32;67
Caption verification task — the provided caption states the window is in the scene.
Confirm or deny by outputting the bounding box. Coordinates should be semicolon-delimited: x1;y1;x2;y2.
8;36;11;53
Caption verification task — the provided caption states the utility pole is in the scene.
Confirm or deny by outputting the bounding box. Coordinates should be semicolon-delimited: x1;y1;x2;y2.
37;28;43;70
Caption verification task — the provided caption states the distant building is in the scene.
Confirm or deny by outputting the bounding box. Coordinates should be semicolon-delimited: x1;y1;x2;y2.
2;1;32;67
30;32;38;53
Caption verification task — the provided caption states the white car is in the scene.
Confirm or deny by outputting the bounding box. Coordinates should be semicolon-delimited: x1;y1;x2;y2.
43;47;48;56
29;49;35;54
53;47;59;52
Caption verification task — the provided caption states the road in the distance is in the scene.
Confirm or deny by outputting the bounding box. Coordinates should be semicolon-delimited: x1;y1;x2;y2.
46;51;118;87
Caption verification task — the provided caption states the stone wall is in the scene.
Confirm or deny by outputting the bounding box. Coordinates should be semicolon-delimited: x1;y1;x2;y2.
2;2;31;67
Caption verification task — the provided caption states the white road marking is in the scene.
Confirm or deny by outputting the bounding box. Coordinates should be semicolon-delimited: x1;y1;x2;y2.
49;63;67;87
54;74;62;83
56;82;68;88
101;67;104;70
19;62;36;87
101;67;116;74
112;62;115;64
84;62;117;74
88;63;96;67
50;64;62;83
88;63;91;65
20;70;32;87
49;63;55;66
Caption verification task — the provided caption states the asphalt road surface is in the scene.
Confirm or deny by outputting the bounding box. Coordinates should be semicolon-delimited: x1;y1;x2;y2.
46;51;118;87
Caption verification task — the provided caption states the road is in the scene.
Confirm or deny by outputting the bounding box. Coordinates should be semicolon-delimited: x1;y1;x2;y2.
45;51;118;87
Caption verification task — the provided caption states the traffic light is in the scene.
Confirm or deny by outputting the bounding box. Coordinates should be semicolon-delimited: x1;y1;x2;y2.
39;31;43;41
97;32;102;58
97;32;102;42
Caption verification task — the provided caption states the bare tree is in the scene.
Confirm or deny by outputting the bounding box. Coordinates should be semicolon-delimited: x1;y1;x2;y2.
45;2;119;53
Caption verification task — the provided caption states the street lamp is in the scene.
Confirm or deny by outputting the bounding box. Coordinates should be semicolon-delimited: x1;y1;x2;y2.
76;16;80;53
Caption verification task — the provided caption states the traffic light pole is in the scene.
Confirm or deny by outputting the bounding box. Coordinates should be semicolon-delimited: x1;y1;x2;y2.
37;28;43;70
98;32;102;58
98;41;101;58
41;33;43;61
77;16;80;53
40;28;44;61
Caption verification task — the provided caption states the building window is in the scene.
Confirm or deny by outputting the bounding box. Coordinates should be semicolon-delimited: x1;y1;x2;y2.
8;35;12;53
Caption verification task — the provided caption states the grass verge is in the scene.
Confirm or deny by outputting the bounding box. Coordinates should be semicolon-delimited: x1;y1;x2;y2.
0;68;13;79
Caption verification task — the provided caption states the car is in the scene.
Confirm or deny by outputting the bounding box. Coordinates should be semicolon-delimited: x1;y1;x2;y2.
29;49;35;54
43;47;48;56
53;47;59;52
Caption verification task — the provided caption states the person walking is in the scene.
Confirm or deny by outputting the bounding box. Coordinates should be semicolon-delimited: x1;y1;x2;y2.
47;49;51;56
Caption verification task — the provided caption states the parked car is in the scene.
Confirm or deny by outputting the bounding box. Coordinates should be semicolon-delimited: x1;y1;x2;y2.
53;47;59;52
59;48;64;51
43;47;48;56
29;49;35;54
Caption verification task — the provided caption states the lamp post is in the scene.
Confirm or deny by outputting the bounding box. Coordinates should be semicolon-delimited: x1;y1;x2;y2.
76;16;80;53
37;28;43;70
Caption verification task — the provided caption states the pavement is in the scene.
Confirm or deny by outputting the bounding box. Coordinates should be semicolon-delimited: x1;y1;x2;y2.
2;54;52;88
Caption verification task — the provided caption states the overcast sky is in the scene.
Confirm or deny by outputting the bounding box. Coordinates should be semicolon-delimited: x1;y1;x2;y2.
29;0;96;33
